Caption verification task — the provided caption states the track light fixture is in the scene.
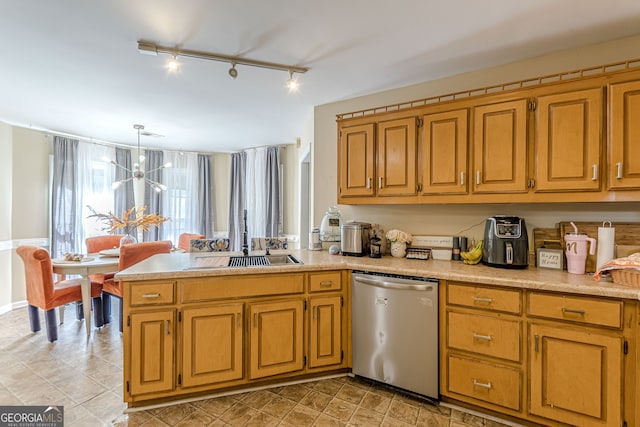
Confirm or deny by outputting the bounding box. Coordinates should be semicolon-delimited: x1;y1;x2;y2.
228;61;238;79
138;40;308;88
167;54;180;73
108;124;171;193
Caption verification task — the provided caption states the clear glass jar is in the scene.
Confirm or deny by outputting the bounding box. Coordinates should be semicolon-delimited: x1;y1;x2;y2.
319;206;342;242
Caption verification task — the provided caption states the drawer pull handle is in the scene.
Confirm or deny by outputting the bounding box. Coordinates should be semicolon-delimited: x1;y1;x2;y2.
616;162;623;179
319;281;333;286
472;379;492;389
460;171;465;186
562;308;586;316
476;170;481;185
473;296;493;304
473;333;492;341
142;293;161;298
592;164;598;181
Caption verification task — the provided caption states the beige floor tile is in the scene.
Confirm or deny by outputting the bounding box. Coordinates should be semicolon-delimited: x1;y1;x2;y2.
282;403;321;427
323;397;357;421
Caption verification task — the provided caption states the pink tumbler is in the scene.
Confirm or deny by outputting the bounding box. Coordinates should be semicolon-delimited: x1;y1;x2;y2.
565;233;597;274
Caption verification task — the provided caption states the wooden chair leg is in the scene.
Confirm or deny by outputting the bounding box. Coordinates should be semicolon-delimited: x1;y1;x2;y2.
102;294;112;324
92;297;104;328
44;309;58;342
58;305;65;324
28;305;41;332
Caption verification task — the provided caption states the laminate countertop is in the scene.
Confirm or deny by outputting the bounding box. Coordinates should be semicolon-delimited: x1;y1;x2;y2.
114;249;640;300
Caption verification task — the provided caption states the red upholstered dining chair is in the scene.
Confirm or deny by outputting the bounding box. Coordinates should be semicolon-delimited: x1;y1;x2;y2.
16;245;103;342
178;233;205;252
85;234;121;282
102;240;172;332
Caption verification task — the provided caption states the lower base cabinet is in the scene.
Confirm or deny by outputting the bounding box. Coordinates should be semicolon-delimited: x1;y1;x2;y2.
124;271;348;406
248;299;304;379
529;323;622;426
440;280;637;427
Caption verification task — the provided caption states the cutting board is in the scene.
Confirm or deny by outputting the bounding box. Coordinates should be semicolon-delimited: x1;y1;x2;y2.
559;221;640;273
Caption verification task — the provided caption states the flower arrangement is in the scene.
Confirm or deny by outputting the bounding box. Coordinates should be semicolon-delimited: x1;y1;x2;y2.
386;229;413;244
87;205;169;236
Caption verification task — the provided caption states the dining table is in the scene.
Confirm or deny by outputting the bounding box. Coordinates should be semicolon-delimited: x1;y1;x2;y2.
51;255;119;335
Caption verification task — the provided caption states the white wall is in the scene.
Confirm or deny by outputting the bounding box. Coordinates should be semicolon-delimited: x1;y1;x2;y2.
0;122;13;311
313;34;640;244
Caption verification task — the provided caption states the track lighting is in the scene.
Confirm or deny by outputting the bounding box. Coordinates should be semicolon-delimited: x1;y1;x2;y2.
228;61;238;79
167;55;180;73
286;70;299;93
138;40;308;89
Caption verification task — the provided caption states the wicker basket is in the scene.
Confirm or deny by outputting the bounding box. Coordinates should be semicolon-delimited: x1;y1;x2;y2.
610;269;640;288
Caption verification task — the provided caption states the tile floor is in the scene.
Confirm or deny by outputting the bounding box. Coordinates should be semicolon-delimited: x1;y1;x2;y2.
0;305;519;426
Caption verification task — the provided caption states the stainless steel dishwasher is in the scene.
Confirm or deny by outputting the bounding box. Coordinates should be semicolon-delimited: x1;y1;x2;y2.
352;271;438;399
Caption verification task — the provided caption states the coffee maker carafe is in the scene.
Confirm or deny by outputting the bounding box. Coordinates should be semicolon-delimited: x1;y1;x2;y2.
482;216;529;269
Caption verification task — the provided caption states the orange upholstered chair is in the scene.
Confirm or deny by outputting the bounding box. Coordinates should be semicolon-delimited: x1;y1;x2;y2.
85;234;121;283
178;233;205;252
16;245;103;342
102;240;172;332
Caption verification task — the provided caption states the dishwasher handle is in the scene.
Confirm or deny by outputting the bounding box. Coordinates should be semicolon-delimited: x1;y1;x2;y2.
353;275;435;292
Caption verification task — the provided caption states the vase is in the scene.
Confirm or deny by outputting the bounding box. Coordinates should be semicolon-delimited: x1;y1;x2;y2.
120;232;137;247
390;241;407;258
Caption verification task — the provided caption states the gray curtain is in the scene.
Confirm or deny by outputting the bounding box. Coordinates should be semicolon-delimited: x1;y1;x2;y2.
51;136;79;257
264;146;282;237
228;152;246;251
197;154;214;237
143;150;164;241
113;147;134;229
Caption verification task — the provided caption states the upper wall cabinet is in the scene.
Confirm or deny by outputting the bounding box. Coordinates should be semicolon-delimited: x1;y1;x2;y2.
377;117;418;196
534;88;603;193
420;109;468;195
608;80;640;190
472;99;529;194
338;123;375;197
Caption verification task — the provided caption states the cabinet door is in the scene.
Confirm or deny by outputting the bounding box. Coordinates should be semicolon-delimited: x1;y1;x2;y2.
529;323;622;426
182;304;243;388
377;117;417;196
421;109;468;195
309;296;342;368
248;299;304;379
339;123;375;197
535;88;603;192
609;80;640;189
129;310;175;396
473;99;528;193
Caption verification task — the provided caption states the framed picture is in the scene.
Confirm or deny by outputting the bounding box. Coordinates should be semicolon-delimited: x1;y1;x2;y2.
537;248;564;270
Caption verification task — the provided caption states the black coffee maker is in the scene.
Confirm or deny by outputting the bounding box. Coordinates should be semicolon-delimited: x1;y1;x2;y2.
482;216;529;269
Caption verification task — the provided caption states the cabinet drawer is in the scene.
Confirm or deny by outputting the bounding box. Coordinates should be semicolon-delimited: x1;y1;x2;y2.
181;274;304;302
447;355;521;411
129;282;175;306
309;271;342;292
527;292;622;328
447;311;521;362
448;283;521;314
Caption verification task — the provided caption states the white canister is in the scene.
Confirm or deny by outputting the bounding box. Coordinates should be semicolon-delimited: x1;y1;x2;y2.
309;228;322;251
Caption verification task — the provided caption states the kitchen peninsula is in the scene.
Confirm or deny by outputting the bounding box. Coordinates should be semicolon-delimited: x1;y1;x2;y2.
116;250;640;426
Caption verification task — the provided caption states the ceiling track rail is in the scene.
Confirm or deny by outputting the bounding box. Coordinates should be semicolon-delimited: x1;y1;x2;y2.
336;57;640;120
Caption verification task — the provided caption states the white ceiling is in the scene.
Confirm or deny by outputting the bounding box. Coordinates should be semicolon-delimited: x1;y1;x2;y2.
2;0;640;152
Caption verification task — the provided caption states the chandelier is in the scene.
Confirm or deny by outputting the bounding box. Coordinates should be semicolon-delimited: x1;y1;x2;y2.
109;124;171;192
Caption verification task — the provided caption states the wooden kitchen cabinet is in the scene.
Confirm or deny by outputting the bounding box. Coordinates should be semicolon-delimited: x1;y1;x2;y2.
420;109;468;195
338;123;375;197
608;79;640;190
472;98;529;194
181;303;243;388
529;323;622;426
376;117;418;196
534;88;603;192
309;295;342;368
248;299;305;380
129;309;175;396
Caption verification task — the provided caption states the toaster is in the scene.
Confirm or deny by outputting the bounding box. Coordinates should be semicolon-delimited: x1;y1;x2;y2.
483;215;529;269
340;222;371;256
